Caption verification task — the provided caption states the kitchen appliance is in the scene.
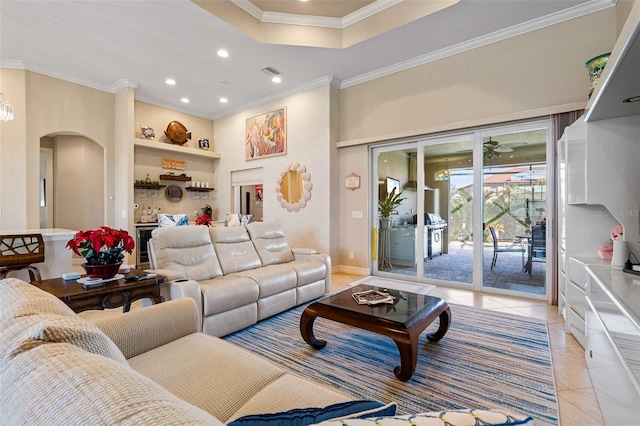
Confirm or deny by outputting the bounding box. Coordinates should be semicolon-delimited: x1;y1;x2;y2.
136;224;158;269
413;213;448;259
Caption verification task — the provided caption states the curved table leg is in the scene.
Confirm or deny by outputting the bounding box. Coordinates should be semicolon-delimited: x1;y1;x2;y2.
392;333;419;382
426;306;451;342
300;308;327;349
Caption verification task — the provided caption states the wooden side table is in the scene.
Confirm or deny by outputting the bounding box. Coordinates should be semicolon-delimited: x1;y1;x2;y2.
31;269;166;313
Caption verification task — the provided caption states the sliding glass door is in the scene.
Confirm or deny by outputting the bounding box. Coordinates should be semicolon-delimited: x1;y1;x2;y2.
371;121;551;299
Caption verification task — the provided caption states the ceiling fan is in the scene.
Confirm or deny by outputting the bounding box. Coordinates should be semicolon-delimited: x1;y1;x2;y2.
483;137;524;159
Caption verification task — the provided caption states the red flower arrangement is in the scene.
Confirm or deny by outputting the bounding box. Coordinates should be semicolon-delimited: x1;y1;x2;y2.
66;226;135;265
195;214;212;227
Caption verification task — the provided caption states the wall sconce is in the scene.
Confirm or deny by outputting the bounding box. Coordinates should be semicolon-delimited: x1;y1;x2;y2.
0;93;14;121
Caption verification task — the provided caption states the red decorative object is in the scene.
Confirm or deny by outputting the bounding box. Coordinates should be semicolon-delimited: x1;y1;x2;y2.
82;262;123;279
66;226;135;266
195;214;212;227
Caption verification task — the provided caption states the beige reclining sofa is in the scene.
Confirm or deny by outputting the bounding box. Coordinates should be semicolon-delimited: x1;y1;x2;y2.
147;222;331;336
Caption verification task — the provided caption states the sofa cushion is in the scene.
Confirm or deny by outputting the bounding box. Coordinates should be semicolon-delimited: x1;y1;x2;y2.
233;264;297;298
128;332;290;423
227;374;353;422
247;223;295;266
0;278;127;365
200;275;259;316
227;401;396;426
289;259;327;286
309;409;534;426
2;342;221;425
210;227;262;274
153;225;223;280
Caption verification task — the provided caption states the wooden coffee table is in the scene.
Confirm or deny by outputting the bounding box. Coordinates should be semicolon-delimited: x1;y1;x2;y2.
300;285;450;381
31;269;166;313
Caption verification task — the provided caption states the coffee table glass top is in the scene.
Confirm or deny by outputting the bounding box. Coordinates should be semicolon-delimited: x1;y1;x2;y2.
317;285;442;324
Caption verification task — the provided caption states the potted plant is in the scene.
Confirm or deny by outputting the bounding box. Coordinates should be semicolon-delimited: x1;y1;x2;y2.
66;226;135;279
378;188;406;228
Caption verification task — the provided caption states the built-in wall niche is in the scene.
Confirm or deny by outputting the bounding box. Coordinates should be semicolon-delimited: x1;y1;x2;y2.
134;142;215;223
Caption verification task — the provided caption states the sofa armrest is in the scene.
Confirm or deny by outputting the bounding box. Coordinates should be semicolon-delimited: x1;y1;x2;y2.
293;250;332;294
292;247;317;255
144;268;186;281
161;279;203;329
91;298;200;359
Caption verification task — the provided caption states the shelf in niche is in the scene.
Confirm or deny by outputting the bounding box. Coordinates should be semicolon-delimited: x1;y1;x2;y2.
134;183;166;190
160;174;191;181
186;187;214;192
134;138;221;159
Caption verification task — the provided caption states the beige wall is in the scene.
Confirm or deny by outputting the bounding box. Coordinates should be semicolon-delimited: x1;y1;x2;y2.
134;101;213;149
0;5;630;274
0;69;28;229
213;85;337;257
336;7;619;272
338;9;616;144
53;135;104;230
0;70;115;230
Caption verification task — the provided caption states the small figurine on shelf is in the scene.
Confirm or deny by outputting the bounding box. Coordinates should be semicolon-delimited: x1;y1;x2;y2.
145;173;152;184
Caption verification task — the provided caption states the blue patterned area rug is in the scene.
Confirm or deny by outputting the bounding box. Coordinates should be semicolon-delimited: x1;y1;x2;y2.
224;301;558;426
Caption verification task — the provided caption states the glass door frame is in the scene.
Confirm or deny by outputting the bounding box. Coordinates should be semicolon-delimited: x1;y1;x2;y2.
477;120;552;299
370;119;553;300
371;142;422;280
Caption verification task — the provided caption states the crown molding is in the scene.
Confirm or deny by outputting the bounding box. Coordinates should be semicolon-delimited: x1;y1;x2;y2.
341;0;616;88
134;94;214;120
0;60;25;69
231;0;402;29
111;79;138;92
212;75;340;120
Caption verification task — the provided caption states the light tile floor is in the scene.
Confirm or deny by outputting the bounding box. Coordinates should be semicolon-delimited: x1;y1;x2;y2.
332;272;605;426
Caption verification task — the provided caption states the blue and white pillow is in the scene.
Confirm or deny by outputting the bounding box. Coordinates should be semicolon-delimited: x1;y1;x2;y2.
310;409;534;426
227;401;397;426
157;214;189;227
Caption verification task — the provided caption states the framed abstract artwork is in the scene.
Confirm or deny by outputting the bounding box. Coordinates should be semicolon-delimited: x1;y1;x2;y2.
246;107;286;160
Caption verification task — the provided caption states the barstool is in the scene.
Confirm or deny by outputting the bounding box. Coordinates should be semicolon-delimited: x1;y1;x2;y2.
0;234;45;282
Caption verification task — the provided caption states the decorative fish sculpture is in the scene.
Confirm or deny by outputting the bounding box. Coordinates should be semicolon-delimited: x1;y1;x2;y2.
164;121;191;145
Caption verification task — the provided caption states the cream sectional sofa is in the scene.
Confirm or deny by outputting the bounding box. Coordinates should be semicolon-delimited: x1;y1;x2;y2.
0;278;377;425
1;278;535;426
147;222;331;336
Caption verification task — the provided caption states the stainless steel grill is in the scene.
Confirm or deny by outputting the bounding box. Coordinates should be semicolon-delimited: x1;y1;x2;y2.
425;213;447;259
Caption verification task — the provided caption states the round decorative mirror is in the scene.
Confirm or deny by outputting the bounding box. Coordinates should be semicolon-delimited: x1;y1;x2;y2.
275;162;312;212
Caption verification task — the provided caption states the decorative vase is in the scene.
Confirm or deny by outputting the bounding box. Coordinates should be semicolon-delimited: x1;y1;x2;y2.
585;53;611;99
82;262;122;279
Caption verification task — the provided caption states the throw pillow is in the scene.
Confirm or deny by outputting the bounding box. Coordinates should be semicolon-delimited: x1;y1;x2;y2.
158;213;189;227
309;409;534;426
227;401;397;426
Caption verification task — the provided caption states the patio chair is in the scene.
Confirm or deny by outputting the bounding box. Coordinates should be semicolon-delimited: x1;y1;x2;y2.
529;225;546;275
488;225;525;270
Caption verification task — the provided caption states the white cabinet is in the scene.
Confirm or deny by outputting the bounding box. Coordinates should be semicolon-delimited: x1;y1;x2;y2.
389;227;416;266
563;119;587;205
585;265;640;425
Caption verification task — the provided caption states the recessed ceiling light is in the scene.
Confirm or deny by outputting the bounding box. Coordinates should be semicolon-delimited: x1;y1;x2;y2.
272;76;282;83
217;49;229;58
165;78;176;85
181;98;190;103
622;95;640;103
219;97;228;103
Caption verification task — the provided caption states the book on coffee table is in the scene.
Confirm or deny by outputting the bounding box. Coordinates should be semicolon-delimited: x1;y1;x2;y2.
352;289;395;305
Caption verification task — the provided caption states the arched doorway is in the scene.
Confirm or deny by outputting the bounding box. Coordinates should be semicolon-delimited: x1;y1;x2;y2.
40;133;105;230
